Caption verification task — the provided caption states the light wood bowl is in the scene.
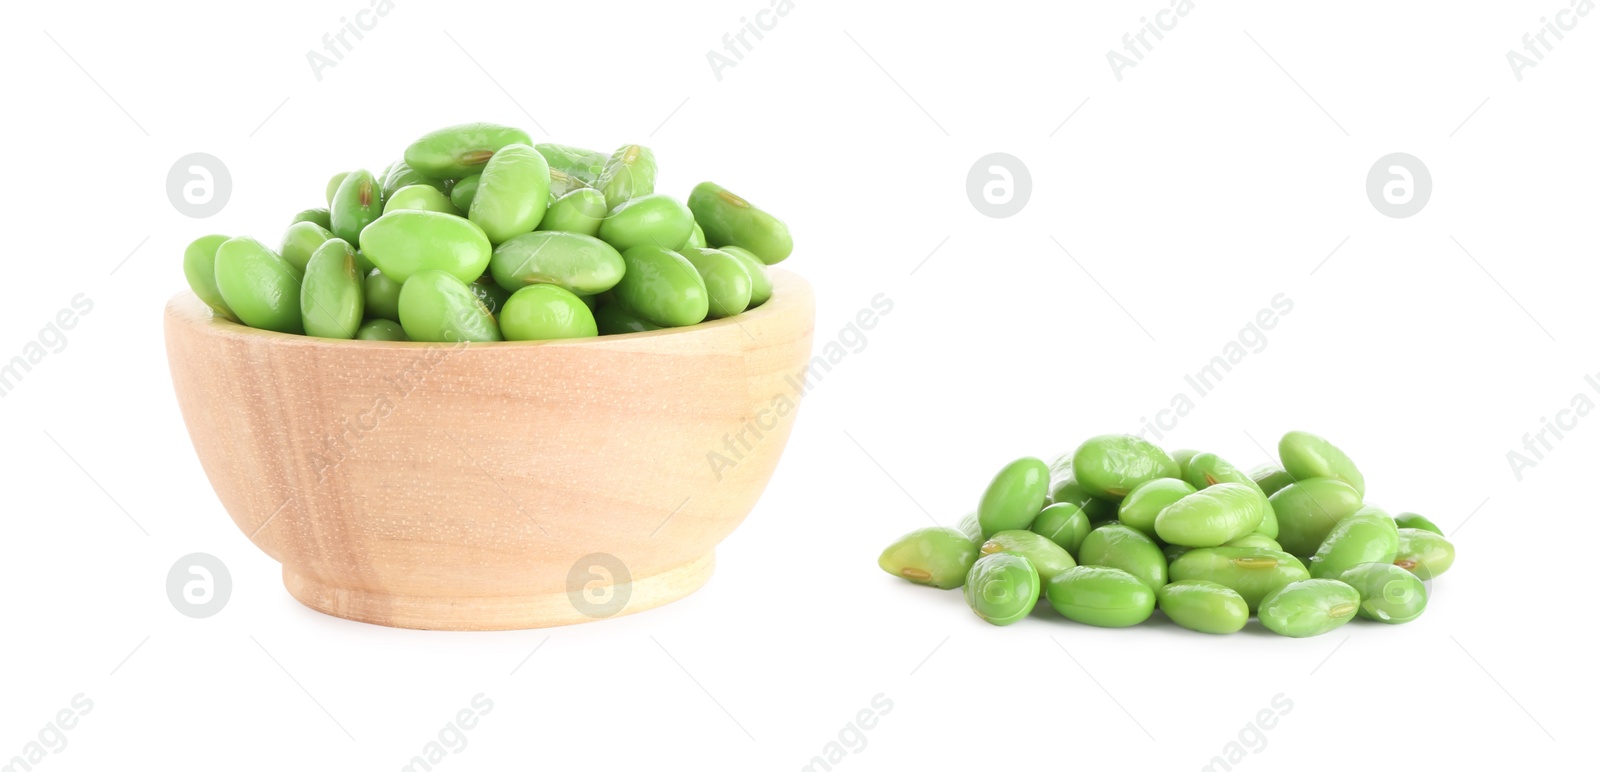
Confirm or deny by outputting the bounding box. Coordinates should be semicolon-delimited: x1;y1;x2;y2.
164;270;814;630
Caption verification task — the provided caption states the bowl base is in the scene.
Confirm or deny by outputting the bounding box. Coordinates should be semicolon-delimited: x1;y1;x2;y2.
282;552;716;631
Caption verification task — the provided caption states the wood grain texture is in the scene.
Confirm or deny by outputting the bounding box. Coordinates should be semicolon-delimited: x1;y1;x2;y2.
165;270;815;630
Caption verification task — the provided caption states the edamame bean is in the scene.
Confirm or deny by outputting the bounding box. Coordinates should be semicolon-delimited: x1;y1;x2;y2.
1044;566;1156;627
1118;477;1195;540
490;231;626;297
1157;580;1249;634
539;188;608;237
964;553;1040;626
598;193;695;252
385;184;462;216
292;208;332;230
1257;579;1360;638
1223;533;1282;551
535;142;607;185
363;268;402;322
280;220;334;272
1154;482;1270;547
718;246;772;308
1163;543;1191;563
687;181;794;265
500;285;598;341
300;238;364;339
468;278;511;316
329;169;384;244
1077;523;1167;591
381;159;450;199
1339;562;1427;623
1279;430;1365;496
213;237;303;334
956;511;983;544
548;168;587;200
1171;449;1199;479
396;269;502;343
1168;547;1311;611
597;144;657;210
1270;478;1364;557
614;245;708;327
1050;474;1120;522
685;222;707;250
1030;502;1090;556
1394;512;1443;535
1309;506;1399;580
325;171;348;205
468;144;549;244
981;530;1077;587
681;247;753;319
1394;528;1455;579
878;527;979;589
1249;463;1296;497
450;174;481;212
355;318;408;341
182;234;236;321
1183;452;1263;493
593;302;661;335
404;122;533;179
1072;434;1180;499
359;210;493;283
977;456;1051;538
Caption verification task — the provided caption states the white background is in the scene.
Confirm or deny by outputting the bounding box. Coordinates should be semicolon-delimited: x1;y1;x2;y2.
2;0;1595;769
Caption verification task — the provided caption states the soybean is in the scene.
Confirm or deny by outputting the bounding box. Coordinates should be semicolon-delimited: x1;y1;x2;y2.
977;457;1051;538
964;553;1040;626
213;237;303;334
1154;482;1270;547
1071;434;1179;499
1044;566;1156;628
981;530;1076;588
878;527;979;589
1394;529;1455;579
500;285;599;341
613;245;709;328
1257;579;1360;638
1157;580;1249;635
1270;478;1364;557
687;181;794;265
1078;523;1167;592
396;270;502;343
1308;506;1399;580
490;231;626;297
1339;562;1428;623
300;238;364;339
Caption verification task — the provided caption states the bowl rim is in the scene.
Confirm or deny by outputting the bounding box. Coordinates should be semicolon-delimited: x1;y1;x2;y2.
166;268;810;350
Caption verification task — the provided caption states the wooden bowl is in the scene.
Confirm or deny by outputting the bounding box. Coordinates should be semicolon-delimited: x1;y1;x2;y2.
164;270;814;630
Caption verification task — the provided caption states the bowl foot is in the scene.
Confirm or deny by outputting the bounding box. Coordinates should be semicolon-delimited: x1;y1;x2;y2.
282;552;716;631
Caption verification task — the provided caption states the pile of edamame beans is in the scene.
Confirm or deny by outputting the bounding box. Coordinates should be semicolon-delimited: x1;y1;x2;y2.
182;123;793;342
878;431;1456;637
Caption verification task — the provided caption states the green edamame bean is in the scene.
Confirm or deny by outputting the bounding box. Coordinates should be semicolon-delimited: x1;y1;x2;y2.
1044;566;1156;628
593;302;662;335
1169;547;1310;611
1339;562;1427;623
404;122;533;179
500;285;598;341
329;169;384;244
539;188;609;237
1157;580;1249;634
681;247;753;319
292;208;332;230
385;184;462;216
687;181;794;265
614;245;708;328
359;210;493;283
1257;579;1360;638
280;220;334;272
1279;430;1366;497
1163;543;1191;563
1394;528;1455;579
450;174;481;212
182;234;236;321
1249;463;1296;497
1030;502;1090;556
597;144;657;210
1072;434;1180;499
1184;452;1264;493
685;222;707;250
1270;478;1364;557
213;237;303;334
977;456;1051;538
1154;482;1270;547
468;279;511;316
1394;512;1443;535
878;527;979;589
355;318;408;341
548;168;588;200
468;144;549;244
1077;523;1167;591
363;269;402;322
598;193;696;252
1224;533;1283;551
1309;506;1399;580
490;231;626;297
535;142;608;185
300;238;364;339
381;159;449;199
397;269;503;343
718;246;772;308
325;171;348;206
981;530;1077;587
1050;474;1120;522
955;511;983;544
964;553;1040;626
1118;477;1196;540
1171;449;1200;479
